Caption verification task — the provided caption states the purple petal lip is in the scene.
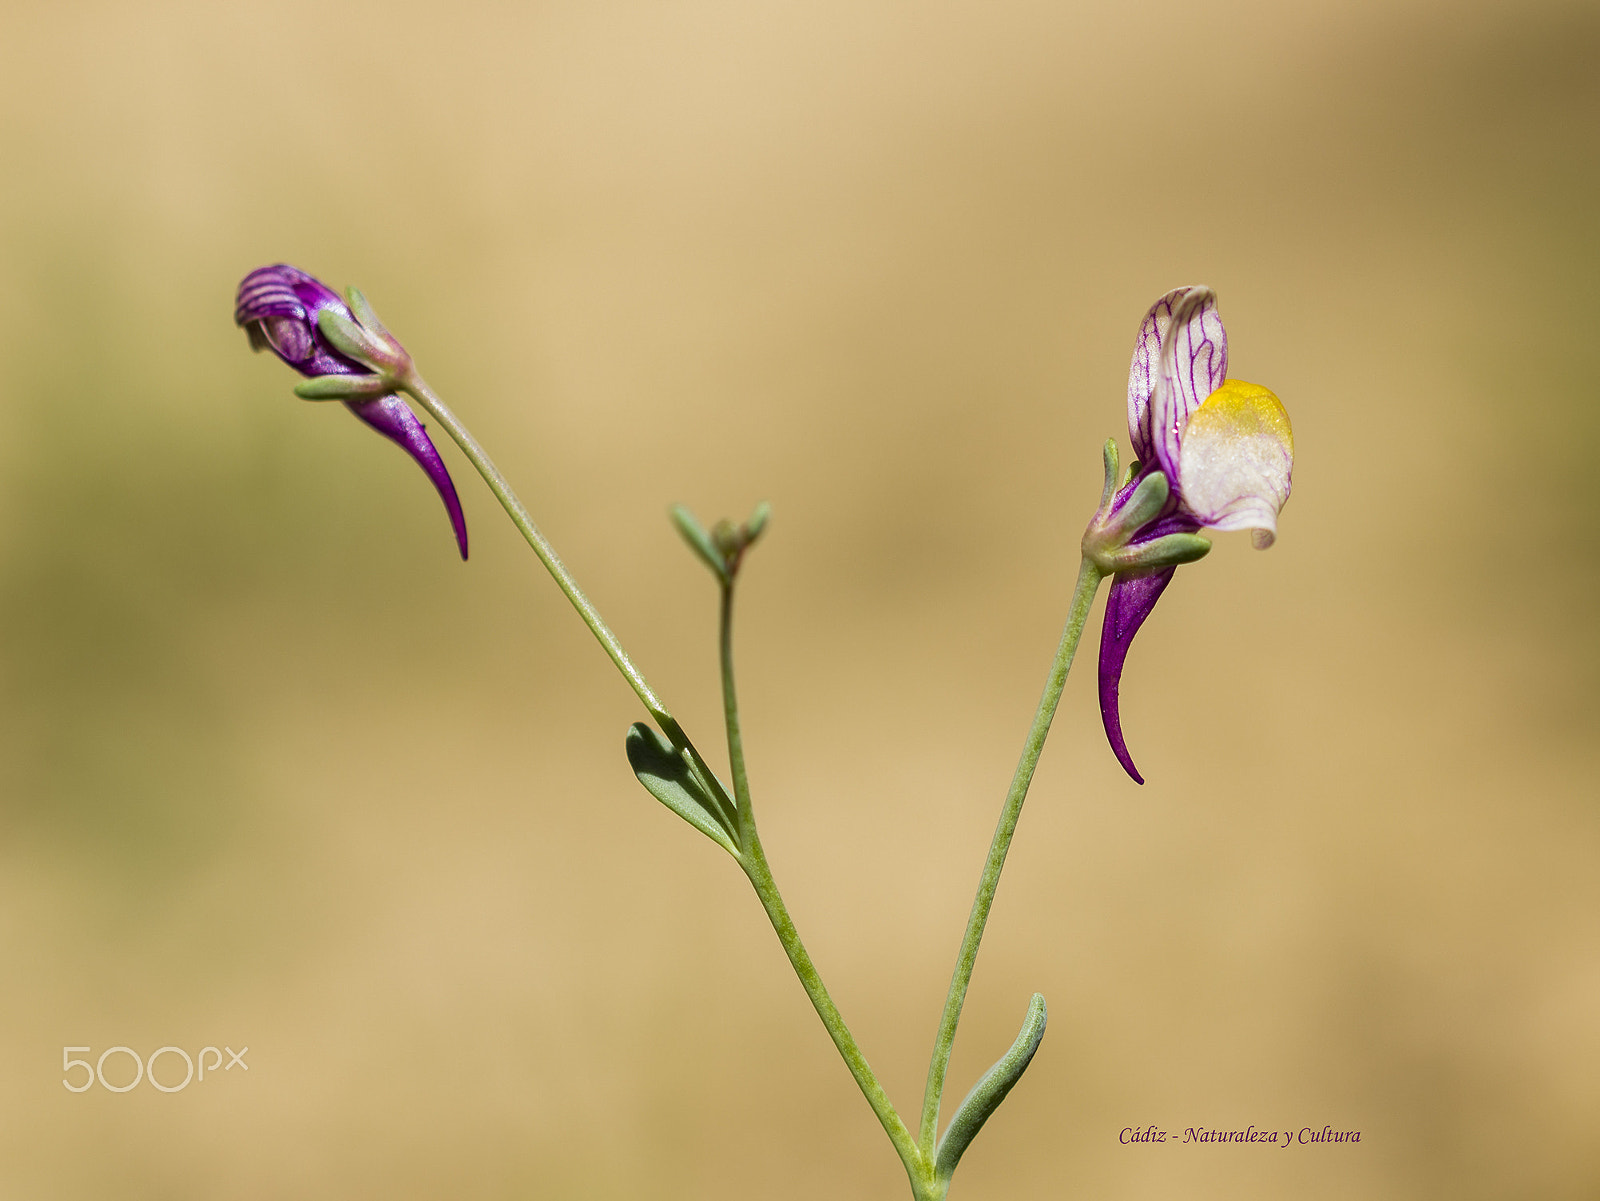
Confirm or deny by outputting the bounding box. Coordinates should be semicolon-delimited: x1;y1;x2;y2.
1096;512;1198;785
235;264;368;379
236;265;469;561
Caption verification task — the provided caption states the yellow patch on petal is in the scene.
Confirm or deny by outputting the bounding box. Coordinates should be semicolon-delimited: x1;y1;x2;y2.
1176;380;1293;547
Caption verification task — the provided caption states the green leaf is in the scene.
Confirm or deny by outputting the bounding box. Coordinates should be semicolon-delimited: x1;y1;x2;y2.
935;993;1048;1181
744;500;771;543
624;723;740;856
669;505;728;582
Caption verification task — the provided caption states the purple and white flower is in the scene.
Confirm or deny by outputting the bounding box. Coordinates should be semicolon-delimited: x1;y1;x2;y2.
1084;286;1293;783
234;264;468;560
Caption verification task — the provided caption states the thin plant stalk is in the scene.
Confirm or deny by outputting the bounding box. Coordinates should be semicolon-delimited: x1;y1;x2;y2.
400;372;726;797
719;579;928;1190
917;558;1104;1158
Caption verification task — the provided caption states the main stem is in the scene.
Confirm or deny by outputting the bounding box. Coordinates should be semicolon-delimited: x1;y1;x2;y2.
917;558;1104;1158
719;581;927;1189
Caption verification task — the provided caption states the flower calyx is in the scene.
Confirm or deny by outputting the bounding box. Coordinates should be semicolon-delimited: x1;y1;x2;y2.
292;288;414;400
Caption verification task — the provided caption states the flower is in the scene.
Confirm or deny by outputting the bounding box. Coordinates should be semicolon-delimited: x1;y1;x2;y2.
1083;287;1293;783
234;264;468;560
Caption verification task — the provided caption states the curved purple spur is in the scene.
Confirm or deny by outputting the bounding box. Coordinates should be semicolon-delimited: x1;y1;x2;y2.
235;264;468;560
1095;515;1198;786
1090;287;1294;783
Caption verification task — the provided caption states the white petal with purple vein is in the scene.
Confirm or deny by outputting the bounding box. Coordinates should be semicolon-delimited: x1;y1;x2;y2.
1149;286;1228;482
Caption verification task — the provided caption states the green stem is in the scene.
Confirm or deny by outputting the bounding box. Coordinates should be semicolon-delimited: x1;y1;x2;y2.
916;558;1104;1159
719;579;927;1191
718;584;754;830
401;374;727;813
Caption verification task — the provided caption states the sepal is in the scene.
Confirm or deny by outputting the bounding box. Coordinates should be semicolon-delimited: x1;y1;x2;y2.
1097;531;1211;573
1081;446;1184;574
1090;470;1169;554
317;306;408;375
1098;439;1121;510
294;373;395;401
344;287;394;343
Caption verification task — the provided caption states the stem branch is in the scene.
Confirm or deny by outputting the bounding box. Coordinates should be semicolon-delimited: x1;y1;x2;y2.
719;580;927;1190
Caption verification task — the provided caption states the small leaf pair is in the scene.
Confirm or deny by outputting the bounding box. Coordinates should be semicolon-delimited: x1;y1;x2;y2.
671;502;771;584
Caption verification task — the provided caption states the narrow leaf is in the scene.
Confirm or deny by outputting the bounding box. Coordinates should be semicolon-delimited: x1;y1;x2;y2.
624;722;740;857
744;500;771;543
935;994;1048;1180
669;505;728;582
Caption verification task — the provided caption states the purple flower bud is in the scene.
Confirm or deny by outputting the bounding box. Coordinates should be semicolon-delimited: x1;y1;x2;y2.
235;265;468;560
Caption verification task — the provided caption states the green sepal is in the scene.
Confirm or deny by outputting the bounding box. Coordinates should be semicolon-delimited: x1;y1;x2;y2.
625;722;740;857
317;307;392;370
1102;531;1212;572
1103;469;1169;540
344;287;393;342
934;993;1048;1181
670;505;729;582
293;374;393;401
1098;439;1120;509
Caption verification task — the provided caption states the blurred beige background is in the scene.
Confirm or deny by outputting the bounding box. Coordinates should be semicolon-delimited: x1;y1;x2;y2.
1;1;1596;1197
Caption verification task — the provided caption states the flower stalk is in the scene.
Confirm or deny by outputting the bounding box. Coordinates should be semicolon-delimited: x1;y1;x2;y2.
918;555;1103;1160
395;370;731;809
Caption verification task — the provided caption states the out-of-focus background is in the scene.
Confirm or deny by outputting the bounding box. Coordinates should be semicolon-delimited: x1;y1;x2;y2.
1;1;1595;1197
